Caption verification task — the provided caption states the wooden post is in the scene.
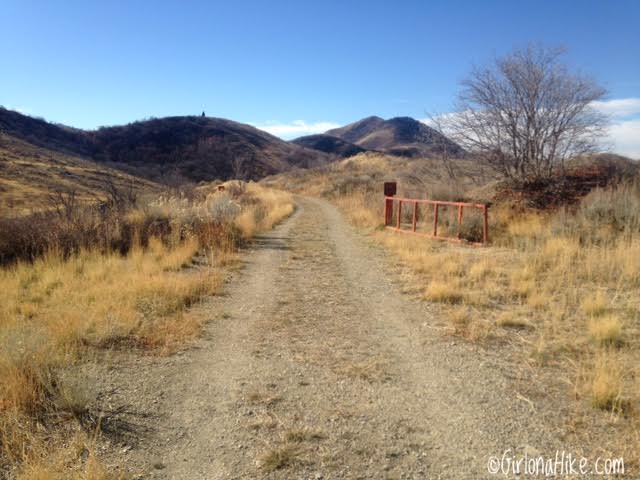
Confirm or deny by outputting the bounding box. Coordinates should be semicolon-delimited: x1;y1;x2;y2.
412;202;417;232
433;203;439;237
483;205;489;244
397;200;402;229
383;198;391;225
457;205;463;238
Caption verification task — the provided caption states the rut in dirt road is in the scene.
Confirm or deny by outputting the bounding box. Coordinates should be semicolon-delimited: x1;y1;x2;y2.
102;197;564;479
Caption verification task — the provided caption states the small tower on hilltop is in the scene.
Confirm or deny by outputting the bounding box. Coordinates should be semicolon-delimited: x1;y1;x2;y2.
201;111;206;117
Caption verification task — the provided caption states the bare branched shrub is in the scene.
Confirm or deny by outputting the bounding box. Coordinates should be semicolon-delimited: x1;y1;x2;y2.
0;186;238;266
442;44;608;182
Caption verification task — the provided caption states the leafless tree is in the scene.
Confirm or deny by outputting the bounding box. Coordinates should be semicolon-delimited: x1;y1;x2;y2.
100;178;138;212
231;153;247;180
49;189;80;222
441;44;608;182
426;113;461;182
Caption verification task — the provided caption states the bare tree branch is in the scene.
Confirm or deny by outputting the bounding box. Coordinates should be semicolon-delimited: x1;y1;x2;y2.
441;44;608;183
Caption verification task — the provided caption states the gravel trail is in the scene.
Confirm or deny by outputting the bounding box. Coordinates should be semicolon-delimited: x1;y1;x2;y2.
97;197;564;479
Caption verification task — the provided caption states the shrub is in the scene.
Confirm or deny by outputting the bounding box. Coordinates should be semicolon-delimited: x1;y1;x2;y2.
554;180;640;243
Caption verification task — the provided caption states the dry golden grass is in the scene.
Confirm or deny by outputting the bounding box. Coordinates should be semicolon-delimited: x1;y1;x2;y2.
581;291;608;317
495;311;531;329
0;240;218;471
285;427;325;443
588;315;623;346
0;134;157;216
232;183;295;237
337;357;391;383
333;193;382;229
425;279;465;304
447;307;471;335
589;351;626;411
258;444;301;472
296;174;640;427
15;434;124;480
0;181;295;476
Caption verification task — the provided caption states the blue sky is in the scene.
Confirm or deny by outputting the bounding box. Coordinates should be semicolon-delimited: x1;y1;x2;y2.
1;0;639;157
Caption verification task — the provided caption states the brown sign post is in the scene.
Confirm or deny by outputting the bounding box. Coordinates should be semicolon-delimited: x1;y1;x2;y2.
383;182;397;197
383;182;397;225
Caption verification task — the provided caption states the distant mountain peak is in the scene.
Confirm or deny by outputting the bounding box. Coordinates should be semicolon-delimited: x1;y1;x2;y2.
324;115;463;158
359;115;385;123
291;134;366;159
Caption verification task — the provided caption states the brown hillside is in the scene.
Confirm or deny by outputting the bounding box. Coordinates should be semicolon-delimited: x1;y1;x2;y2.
0;132;158;216
0;108;330;182
88;116;330;181
326;116;463;158
291;134;367;158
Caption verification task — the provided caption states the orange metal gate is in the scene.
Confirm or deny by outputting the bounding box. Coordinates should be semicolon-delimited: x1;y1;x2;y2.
383;196;489;246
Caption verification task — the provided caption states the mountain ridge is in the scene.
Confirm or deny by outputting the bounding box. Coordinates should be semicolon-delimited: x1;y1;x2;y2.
0;108;330;182
323;115;463;158
291;134;367;159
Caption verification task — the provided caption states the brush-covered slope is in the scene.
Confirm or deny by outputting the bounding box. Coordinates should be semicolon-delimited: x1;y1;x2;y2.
262;151;493;201
0;106;91;155
0;108;329;182
326;116;463;158
87;116;329;181
0;132;158;215
291;134;366;158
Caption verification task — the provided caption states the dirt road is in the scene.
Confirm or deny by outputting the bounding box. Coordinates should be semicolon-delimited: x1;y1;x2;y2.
97;197;564;479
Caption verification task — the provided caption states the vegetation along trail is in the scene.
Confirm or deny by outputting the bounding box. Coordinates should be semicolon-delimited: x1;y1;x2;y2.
97;197;566;479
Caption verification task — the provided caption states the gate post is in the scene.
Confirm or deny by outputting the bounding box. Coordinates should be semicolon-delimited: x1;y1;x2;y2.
483;205;489;244
412;202;418;232
433;203;439;237
383;182;397;226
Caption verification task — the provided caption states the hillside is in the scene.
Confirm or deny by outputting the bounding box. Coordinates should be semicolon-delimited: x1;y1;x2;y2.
88;116;329;181
262;151;495;201
291;134;366;158
0;108;330;182
325;116;463;158
0;106;91;156
0;132;158;215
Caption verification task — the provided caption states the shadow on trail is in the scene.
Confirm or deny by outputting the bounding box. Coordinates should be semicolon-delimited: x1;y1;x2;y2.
250;234;290;251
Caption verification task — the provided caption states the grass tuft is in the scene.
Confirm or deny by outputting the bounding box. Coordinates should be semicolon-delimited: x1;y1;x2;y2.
425;280;465;304
590;352;625;412
581;291;608;317
258;445;300;472
588;315;623;346
285;427;325;443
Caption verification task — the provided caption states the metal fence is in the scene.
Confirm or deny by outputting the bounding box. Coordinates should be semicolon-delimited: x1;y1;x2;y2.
383;196;489;246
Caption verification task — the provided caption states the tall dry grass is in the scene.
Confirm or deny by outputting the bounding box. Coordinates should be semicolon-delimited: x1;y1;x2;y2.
0;181;294;476
0;241;213;475
381;184;640;409
310;173;639;460
231;182;295;237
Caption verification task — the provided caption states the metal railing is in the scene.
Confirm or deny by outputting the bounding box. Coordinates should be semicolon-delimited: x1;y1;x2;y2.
383;196;489;245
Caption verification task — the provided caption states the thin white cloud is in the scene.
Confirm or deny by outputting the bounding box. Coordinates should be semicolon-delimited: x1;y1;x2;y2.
587;98;640;158
3;104;32;115
421;100;640;159
251;120;341;139
419;112;460;127
606;119;640;159
591;98;640;118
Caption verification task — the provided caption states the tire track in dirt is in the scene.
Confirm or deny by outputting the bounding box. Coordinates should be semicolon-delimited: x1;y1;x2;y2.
98;197;565;479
